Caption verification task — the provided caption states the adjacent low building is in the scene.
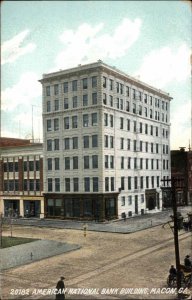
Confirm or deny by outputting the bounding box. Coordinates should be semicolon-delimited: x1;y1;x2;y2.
0;137;44;218
39;61;172;220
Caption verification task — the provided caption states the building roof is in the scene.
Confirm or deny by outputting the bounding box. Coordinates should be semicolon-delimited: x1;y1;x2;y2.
39;60;172;100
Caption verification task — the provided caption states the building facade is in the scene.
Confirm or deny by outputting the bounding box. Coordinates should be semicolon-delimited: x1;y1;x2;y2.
170;148;192;207
40;61;172;220
0;138;44;218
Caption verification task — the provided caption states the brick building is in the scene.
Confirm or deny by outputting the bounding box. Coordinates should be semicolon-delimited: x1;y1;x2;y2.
170;147;192;206
0;138;44;218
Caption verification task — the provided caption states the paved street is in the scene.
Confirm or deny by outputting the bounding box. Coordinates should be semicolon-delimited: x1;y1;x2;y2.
1;207;192;300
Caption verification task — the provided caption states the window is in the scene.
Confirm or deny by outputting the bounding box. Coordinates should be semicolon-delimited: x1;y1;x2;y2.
151;143;154;153
29;179;34;191
126;86;129;97
150;109;153;118
105;155;109;168
64;138;70;150
73;96;78;108
121;197;125;206
156;143;159;153
156;159;159;169
72;80;77;91
111;177;115;191
151;159;154;170
92;76;97;88
116;98;120;109
82;78;88;89
92;113;97;125
145;142;148;152
127;119;130;131
92;135;98;147
54;139;59;150
139;105;142;115
146;176;149;188
140;141;143;152
157;176;160;187
92;155;98;168
151;176;154;188
132;89;136;99
104;113;108;126
128;195;132;205
133;121;137;132
55;158;60;170
104;135;108;147
109;95;113;107
83;94;88;106
121;157;124;169
63;98;69;109
145;124;148;134
126;101;130;112
46;86;50;96
150;125;153;135
73;178;79;192
134;158;137;169
110;136;114;148
134;177;138;189
146;158;149;169
105;177;109;191
83;136;89;148
121;177;125;190
54;84;59;95
83;114;89;127
92;93;97;105
84;177;90;192
127;139;131;150
140;177;144;189
128;157;131;169
84;156;89;169
63;82;68;93
72;137;78;149
144;94;147;103
47;158;52;171
65;157;70;170
133;103;136;114
110;115;113;127
103;93;107;105
133;140;137;152
73;156;78;169
116;82;120;93
48;178;53;192
120;117;124;129
65;178;70;192
64;117;69;129
36;179;40;191
47;101;51;112
72;116;78;128
144;107;147;117
54;118;59;131
120;99;123;110
28;161;34;171
110;156;114;168
103;76;107;88
120;138;124;149
93;177;98;192
140;158;143;169
140;122;143;133
54;99;59;111
109;79;113;90
156;127;158;136
47;120;52;131
47;139;52;151
55;178;60;192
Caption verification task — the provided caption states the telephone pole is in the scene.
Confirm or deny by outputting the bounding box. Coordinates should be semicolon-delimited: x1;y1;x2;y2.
161;177;184;292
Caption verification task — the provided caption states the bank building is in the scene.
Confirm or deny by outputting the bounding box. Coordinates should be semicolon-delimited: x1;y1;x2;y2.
39;60;171;220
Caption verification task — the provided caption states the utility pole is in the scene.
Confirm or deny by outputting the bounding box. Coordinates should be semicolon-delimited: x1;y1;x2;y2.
161;177;183;292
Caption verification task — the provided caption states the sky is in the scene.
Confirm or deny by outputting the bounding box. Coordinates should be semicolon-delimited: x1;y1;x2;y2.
1;0;191;150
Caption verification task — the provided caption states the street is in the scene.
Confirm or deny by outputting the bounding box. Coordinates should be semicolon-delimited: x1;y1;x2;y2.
1;219;192;300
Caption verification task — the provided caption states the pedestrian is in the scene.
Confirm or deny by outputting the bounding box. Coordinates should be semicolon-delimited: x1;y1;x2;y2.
184;255;192;270
168;265;177;285
55;276;65;300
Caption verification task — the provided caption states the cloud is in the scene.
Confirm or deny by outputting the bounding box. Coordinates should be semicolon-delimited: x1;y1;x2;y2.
135;44;191;88
54;18;142;70
2;29;36;65
2;72;41;111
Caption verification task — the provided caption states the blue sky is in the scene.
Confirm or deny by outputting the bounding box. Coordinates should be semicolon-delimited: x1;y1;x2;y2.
1;0;191;149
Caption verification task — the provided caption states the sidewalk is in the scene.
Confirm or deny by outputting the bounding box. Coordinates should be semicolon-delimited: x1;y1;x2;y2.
9;206;192;234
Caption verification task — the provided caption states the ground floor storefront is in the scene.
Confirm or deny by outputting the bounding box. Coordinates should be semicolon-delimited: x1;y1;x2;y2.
0;196;44;218
44;193;119;221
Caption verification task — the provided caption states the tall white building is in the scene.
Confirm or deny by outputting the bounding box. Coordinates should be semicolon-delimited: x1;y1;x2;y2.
39;61;172;220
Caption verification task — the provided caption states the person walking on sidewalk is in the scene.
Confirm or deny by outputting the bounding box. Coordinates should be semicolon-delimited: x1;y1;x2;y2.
56;276;65;300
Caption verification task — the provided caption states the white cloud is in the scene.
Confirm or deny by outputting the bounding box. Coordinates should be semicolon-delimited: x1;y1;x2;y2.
2;29;36;65
135;44;191;88
54;18;142;70
2;72;41;111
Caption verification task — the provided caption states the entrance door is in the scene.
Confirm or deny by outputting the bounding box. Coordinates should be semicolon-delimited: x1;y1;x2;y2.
135;196;138;214
148;197;156;210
